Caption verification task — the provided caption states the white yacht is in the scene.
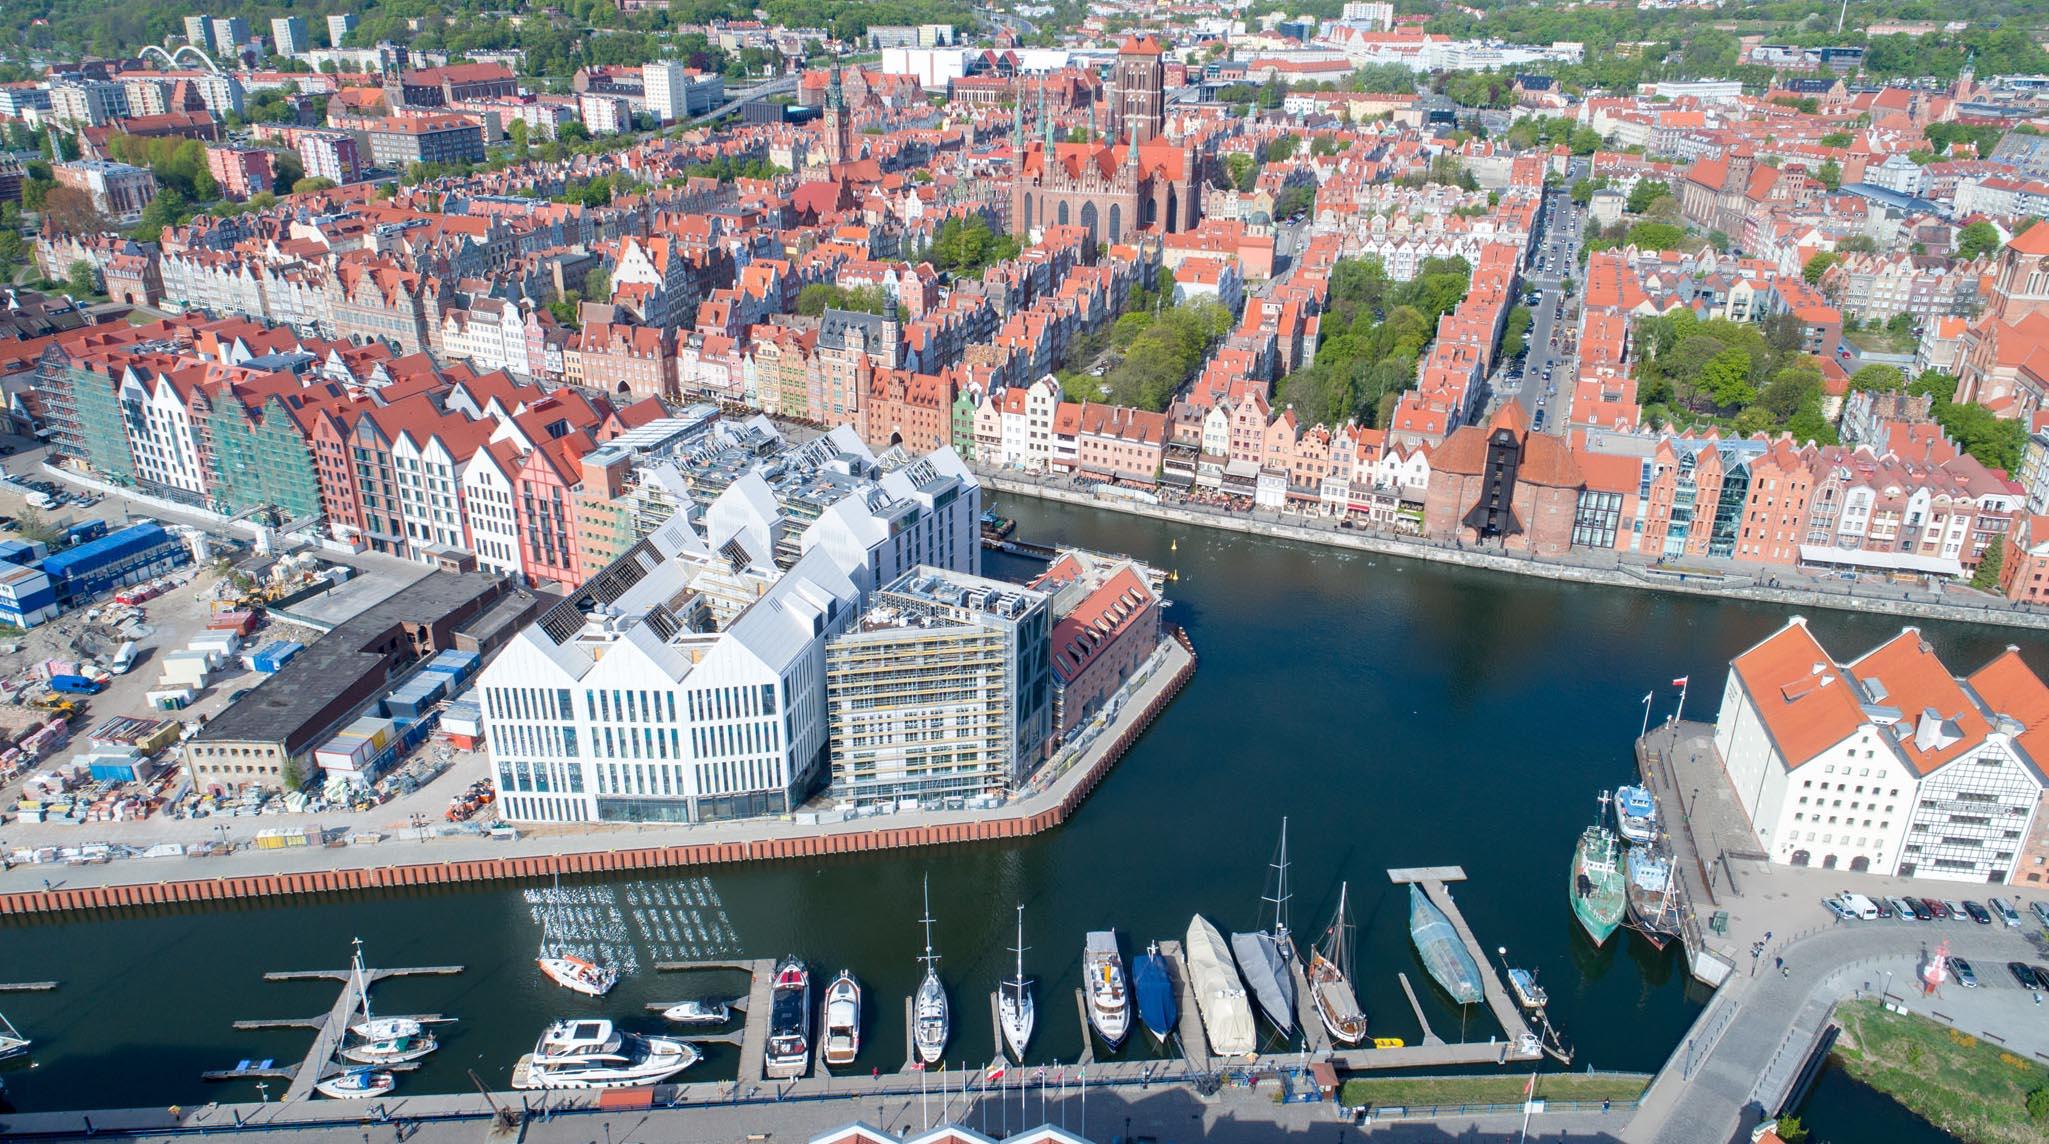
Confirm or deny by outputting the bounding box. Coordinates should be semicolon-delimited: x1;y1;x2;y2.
512;1019;700;1089
822;970;861;1068
315;1068;395;1100
538;953;619;997
1083;930;1130;1050
999;904;1035;1061
341;1032;438;1065
912;875;950;1065
660;999;732;1025
1185;914;1257;1057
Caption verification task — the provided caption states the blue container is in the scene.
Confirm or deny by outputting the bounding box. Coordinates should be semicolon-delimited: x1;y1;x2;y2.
251;640;305;674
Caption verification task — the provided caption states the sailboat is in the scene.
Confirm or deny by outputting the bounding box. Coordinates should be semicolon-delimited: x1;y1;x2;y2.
537;918;618;997
1408;884;1484;1005
912;875;949;1065
0;1010;29;1062
999;904;1035;1061
1133;941;1177;1045
1230;818;1298;1037
1185;914;1256;1057
1307;882;1368;1046
345;937;426;1043
315;1066;396;1099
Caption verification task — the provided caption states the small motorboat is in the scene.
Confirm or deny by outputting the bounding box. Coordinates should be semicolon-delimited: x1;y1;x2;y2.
341;1033;438;1065
316;1068;396;1099
1506;967;1548;1011
822;970;861;1067
661;999;732;1025
350;1017;424;1041
538;954;619;997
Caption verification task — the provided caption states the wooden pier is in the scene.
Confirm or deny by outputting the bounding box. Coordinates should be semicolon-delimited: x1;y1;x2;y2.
662;958;778;1080
218;952;461;1103
1396;972;1444;1045
1071;988;1095;1065
1373;866;1542;1070
1159;939;1209;1075
1288;952;1330;1056
0;981;58;992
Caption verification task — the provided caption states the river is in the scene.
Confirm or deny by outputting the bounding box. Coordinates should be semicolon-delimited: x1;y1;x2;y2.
0;496;2018;1135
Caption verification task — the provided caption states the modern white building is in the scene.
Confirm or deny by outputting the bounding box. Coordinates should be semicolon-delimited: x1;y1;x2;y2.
271;16;310;57
1715;617;2049;883
480;429;982;824
327;13;358;49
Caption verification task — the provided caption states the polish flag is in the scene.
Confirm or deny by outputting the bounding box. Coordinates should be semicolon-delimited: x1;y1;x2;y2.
987;1063;1007;1082
911;1061;926;1072
1671;676;1689;688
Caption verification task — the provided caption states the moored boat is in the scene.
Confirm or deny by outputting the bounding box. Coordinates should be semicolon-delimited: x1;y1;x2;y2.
765;957;812;1078
315;1067;395;1099
1308;883;1367;1046
1407;884;1484;1005
1614;784;1659;845
1133;941;1177;1045
512;1019;699;1089
0;1011;29;1063
344;938;426;1042
1001;905;1036;1061
1624;843;1682;949
1570;801;1628;947
1185;914;1257;1057
538;954;619;997
822;971;861;1068
1230;818;1298;1036
912;876;950;1066
1506;967;1548;1011
340;1033;437;1065
1083;930;1130;1050
661;999;732;1025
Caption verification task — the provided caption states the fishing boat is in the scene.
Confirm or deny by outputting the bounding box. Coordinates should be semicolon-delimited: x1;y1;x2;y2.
1082;930;1130;1050
822;971;861;1068
0;1011;29;1062
1506;967;1548;1011
912;876;950;1065
661;999;732;1025
1230;818;1298;1037
315;1067;396;1099
1000;905;1036;1061
340;1033;438;1065
1307;883;1368;1046
1614;784;1659;845
1133;942;1177;1045
1407;885;1484;1005
1624;843;1682;949
765;957;812;1078
513;1019;700;1089
344;938;424;1042
1184;915;1257;1057
1570;796;1628;947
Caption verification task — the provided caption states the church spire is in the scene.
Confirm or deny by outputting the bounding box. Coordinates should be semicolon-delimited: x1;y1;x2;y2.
1011;93;1023;142
1087;101;1096;143
1039;83;1052;146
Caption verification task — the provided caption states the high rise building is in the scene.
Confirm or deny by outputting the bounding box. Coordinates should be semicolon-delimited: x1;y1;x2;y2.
184;15;214;53
327;12;358;49
210;16;250;59
271;16;309;56
643;59;690;123
825;568;1051;804
819;59;853;166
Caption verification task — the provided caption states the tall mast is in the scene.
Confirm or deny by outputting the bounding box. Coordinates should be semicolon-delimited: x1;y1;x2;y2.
1011;904;1028;988
1263;817;1292;950
920;874;938;972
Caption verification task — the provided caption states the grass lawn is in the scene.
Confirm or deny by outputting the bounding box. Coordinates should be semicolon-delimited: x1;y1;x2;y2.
1834;1000;2049;1144
1844;329;1916;356
1338;1072;1649;1109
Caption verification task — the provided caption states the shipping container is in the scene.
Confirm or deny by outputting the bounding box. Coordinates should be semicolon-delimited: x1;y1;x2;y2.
207;611;257;635
64;520;106;547
148;688;194;711
250;641;303;674
253;826;315;849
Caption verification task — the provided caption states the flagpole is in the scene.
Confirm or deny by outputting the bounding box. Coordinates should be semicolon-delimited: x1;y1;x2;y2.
1639;691;1652;742
1677;677;1689;727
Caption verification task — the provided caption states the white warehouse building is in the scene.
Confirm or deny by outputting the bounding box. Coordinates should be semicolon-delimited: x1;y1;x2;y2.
479;428;981;824
1714;616;2049;884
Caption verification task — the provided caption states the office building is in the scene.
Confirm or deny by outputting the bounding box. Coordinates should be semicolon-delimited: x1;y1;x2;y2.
363;115;486;168
480;428;983;825
52;160;158;223
1715;617;2049;884
271;16;309;57
327;12;358;48
826;567;1051;804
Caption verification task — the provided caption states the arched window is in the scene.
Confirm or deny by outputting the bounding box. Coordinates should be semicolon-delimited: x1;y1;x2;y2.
1109;203;1122;244
1080;201;1099;246
1058;200;1070;226
1023;195;1033;232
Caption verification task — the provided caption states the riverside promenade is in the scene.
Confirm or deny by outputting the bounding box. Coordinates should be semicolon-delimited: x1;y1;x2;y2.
0;634;1195;917
984;473;2049;632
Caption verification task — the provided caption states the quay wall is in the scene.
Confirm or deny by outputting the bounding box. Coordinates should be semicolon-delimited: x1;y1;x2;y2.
985;476;2049;632
0;632;1195;919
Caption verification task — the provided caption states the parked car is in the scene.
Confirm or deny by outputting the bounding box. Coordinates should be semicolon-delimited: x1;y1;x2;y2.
1890;896;1921;920
1922;898;1950;920
2007;961;2035;987
1964;900;1994;924
2031;901;2049;928
1952;957;1979;988
1945;900;1966;920
1823;897;1856;921
1874;897;1897;919
1993;897;2024;927
2032;965;2049;991
1908;898;1934;921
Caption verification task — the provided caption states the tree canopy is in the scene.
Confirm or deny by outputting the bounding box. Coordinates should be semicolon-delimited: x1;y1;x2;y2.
1275;256;1473;429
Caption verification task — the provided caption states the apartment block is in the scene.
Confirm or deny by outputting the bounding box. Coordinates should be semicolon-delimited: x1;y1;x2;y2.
363;115;485;169
296;130;363;184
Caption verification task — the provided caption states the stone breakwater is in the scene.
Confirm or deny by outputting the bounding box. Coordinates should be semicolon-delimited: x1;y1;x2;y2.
0;632;1195;918
987;476;2049;632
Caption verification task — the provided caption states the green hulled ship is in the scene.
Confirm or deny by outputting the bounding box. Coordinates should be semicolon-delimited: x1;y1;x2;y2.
1570;817;1627;947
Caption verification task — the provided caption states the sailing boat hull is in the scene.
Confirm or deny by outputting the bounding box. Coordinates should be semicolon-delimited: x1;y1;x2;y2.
1308;953;1367;1046
913;970;949;1065
1407;885;1484;1006
1229;931;1297;1036
999;981;1034;1061
1133;947;1176;1044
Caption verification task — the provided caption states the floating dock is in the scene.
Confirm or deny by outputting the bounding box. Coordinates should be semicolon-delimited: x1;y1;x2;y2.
660;958;779;1080
219;955;460;1102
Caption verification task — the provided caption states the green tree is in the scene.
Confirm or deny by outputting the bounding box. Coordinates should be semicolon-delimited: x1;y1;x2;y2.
1803;252;1839;285
292;177;338;195
1815;160;1842;190
1501;304;1533;360
1974;540;2006;593
1774;1116;1809;1144
1225;152;1257;192
1698;348;1756;409
64;259;96;298
1849;364;1905;393
1625;179;1669;214
508;118;530;158
1266;134;1298;163
1625;221;1685;250
1956;220;2002;260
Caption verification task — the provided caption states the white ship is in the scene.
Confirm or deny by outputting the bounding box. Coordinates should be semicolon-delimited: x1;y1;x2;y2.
340;1033;438;1065
660;999;731;1025
1082;930;1130;1050
912;876;950;1065
512;1019;700;1089
1000;904;1035;1062
1185;915;1257;1057
822;971;861;1068
315;1067;395;1099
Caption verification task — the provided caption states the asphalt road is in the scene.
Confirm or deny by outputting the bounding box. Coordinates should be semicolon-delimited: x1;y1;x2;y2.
1509;163;1589;435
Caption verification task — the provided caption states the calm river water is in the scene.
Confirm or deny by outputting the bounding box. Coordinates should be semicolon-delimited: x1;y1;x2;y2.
0;496;2019;1137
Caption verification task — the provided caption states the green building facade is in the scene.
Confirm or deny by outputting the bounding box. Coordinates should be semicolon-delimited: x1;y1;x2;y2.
205;394;322;519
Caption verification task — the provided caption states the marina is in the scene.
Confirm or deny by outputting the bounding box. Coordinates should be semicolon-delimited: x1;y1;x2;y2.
212;948;460;1102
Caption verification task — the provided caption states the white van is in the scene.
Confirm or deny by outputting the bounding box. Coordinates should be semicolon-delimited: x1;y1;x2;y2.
110;641;138;674
1838;893;1880;920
